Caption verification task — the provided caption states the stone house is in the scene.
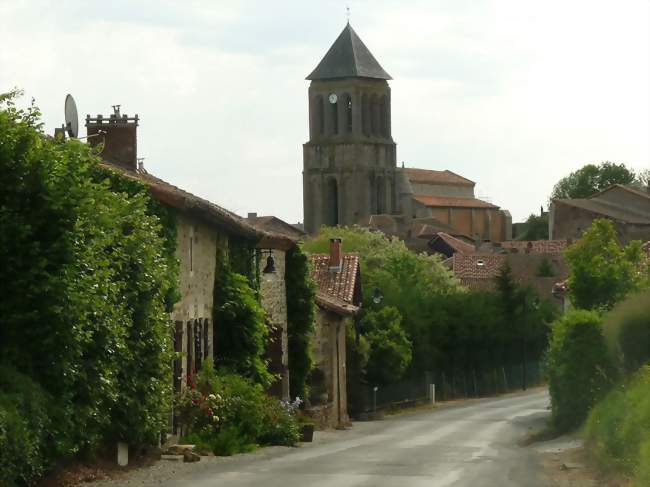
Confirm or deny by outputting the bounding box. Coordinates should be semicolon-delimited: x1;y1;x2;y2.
550;184;650;243
308;239;362;428
302;23;512;244
85;107;297;403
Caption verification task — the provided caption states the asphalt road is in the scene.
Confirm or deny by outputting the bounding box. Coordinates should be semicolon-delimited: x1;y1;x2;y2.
159;389;550;487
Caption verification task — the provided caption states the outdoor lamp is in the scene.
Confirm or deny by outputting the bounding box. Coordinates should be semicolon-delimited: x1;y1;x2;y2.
262;254;276;274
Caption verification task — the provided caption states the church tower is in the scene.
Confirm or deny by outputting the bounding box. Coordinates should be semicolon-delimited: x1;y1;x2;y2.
303;23;397;234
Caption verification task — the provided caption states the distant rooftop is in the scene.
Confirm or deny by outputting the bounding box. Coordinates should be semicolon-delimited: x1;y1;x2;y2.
402;168;475;187
307;23;392;81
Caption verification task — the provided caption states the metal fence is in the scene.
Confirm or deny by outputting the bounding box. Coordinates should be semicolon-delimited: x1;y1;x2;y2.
352;361;543;415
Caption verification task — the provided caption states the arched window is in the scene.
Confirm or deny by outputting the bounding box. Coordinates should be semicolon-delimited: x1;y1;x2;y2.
344;94;352;134
330;98;338;135
376;176;385;214
316;96;325;136
326;178;339;226
380;96;388;137
370;95;379;136
362;94;370;136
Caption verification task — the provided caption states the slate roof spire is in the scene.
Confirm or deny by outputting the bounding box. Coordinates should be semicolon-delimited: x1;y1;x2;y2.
307;23;392;81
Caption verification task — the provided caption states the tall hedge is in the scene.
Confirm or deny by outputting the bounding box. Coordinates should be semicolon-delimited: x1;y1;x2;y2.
0;92;178;481
546;310;615;432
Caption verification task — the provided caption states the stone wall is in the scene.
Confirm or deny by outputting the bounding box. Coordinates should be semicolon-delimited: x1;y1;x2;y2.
171;215;220;389
309;308;350;428
258;249;289;400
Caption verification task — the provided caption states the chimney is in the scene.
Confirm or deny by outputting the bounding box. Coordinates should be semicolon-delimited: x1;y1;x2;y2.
86;105;139;171
247;212;258;219
328;238;342;272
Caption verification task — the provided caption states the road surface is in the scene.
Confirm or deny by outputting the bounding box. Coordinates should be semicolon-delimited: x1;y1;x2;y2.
157;389;550;487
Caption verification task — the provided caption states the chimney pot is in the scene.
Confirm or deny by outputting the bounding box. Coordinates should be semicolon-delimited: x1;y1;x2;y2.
329;238;342;272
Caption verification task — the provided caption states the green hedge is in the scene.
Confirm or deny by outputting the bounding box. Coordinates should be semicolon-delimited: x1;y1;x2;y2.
546;310;615;432
0;92;178;482
603;291;650;375
0;367;54;487
585;366;650;486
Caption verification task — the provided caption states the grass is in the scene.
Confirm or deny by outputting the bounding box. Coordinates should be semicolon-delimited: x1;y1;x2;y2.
584;366;650;486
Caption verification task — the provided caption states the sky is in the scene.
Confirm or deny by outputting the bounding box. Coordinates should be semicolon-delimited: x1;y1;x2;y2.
1;0;648;223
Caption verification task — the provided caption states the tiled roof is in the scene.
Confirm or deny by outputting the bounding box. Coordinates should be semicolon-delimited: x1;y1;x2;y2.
592;184;650;201
432;232;475;254
309;254;361;315
499;240;568;254
402;168;475;186
452;254;506;280
413;194;499;209
100;163;296;249
554;198;650;224
306;23;391;81
100;163;259;238
246;215;306;239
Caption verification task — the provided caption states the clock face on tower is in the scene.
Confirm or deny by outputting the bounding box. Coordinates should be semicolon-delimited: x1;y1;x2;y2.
328;93;338;104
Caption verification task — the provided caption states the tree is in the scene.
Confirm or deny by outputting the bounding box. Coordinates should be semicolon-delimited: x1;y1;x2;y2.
520;212;549;240
550;162;636;201
565;219;644;310
362;307;412;385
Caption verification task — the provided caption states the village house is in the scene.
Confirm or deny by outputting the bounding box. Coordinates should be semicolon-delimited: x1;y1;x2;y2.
449;240;569;305
308;238;362;429
550;184;650;243
85;107;297;405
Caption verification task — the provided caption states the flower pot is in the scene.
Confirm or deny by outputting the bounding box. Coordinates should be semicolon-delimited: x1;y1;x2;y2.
299;423;314;442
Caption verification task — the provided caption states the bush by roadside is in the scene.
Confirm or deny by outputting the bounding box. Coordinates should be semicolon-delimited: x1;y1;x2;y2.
175;361;300;456
584;366;650;486
546;310;615;432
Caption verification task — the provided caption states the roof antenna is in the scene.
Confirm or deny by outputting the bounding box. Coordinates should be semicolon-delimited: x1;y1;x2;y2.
346;6;350;24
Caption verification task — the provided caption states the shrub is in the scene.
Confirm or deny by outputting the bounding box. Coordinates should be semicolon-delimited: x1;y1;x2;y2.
603;291;650;375
0;367;54;487
546;310;615;432
584;366;650;485
363;306;412;385
175;361;299;455
258;399;300;447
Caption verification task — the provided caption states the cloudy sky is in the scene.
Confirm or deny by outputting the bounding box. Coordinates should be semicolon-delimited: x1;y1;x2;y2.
1;0;648;223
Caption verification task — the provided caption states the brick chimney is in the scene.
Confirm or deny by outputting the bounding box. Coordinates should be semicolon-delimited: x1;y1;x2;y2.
328;238;342;272
86;105;139;171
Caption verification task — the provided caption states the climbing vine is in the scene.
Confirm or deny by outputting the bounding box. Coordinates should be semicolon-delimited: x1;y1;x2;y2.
285;245;316;400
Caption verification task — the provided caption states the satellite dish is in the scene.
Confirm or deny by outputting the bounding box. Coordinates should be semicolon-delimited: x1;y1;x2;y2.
64;94;79;138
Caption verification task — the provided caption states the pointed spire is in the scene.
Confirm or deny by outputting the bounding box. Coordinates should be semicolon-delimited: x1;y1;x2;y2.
306;23;392;81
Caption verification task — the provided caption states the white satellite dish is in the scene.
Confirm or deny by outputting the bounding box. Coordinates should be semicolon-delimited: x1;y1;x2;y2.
64;94;79;138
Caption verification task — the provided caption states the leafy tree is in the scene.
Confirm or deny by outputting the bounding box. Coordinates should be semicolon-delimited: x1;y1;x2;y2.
304;226;459;380
565;219;644;310
550;162;636;201
362;307;412;385
521;212;549;240
285;245;316;400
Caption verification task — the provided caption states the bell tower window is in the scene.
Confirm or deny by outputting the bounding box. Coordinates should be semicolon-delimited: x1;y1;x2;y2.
345;94;353;134
330;100;338;135
316;95;325;136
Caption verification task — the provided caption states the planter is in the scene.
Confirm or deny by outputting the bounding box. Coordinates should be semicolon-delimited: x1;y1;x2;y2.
299;423;315;442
